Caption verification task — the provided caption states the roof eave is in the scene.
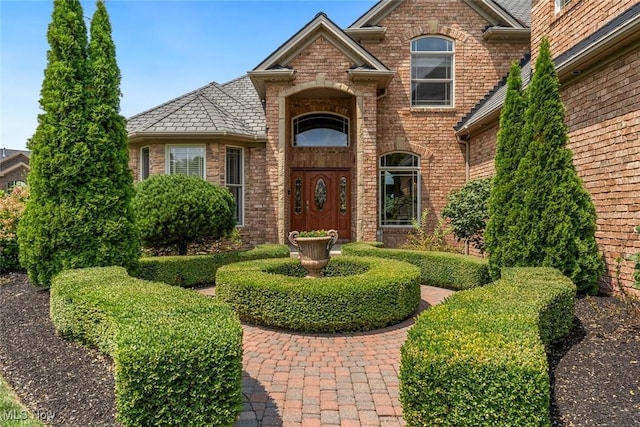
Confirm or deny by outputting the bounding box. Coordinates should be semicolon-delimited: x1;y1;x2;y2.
348;0;405;28
459;9;640;135
247;69;296;100
556;12;640;82
128;131;267;146
344;26;387;43
483;27;530;42
0;162;30;177
462;0;525;28
347;69;396;89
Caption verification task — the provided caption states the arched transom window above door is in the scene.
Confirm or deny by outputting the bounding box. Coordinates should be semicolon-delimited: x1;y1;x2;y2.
410;36;454;107
293;113;349;147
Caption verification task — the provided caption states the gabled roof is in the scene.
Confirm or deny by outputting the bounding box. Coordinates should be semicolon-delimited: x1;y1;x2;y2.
0;149;30;161
127;76;266;142
456;2;640;135
249;12;394;99
349;0;530;29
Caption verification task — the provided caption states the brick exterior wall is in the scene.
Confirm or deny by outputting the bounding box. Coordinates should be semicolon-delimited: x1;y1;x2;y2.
359;0;528;246
531;0;638;61
128;140;267;248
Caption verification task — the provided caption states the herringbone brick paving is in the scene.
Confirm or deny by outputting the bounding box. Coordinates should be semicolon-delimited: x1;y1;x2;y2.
199;285;453;426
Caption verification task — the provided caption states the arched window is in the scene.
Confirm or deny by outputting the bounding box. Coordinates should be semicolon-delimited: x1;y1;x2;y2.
293;113;349;147
411;36;454;107
379;152;420;226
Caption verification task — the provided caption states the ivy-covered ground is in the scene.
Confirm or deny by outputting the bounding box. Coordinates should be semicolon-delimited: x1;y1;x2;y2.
1;273;639;426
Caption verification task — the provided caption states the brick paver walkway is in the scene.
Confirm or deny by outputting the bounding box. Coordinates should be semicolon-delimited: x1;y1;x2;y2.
199;285;453;426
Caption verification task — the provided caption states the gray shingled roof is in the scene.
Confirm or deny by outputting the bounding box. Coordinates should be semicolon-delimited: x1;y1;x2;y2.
491;0;531;27
127;75;265;137
455;55;531;131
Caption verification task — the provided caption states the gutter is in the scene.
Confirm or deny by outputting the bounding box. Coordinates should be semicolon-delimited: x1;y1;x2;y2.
128;131;268;145
456;126;471;256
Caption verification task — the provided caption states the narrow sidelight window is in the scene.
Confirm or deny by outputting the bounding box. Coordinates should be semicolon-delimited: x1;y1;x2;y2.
226;147;244;226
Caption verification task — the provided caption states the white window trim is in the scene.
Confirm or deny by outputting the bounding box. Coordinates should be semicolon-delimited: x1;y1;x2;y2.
225;146;244;227
379;152;421;228
410;36;455;108
139;146;150;181
165;144;206;179
555;0;571;13
291;111;350;147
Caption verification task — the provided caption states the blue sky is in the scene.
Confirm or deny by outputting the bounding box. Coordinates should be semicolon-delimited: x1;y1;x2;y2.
0;0;377;150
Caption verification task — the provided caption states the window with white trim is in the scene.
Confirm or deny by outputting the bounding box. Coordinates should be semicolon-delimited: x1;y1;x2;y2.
225;147;244;226
167;146;205;178
555;0;571;13
293;113;349;147
380;153;420;226
411;36;454;107
140;146;150;180
6;180;26;191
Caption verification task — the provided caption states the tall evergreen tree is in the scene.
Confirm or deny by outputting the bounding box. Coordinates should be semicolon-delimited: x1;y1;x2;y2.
18;0;91;286
507;38;603;293
485;61;528;279
18;0;139;286
86;0;139;268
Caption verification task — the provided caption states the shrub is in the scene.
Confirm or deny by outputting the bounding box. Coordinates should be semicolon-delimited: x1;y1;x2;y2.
135;244;290;287
216;256;421;333
400;267;576;426
403;209;459;253
0;186;28;272
485;60;528;279
342;242;490;290
442;177;492;253
50;267;243;426
18;0;139;287
490;38;604;293
132;174;236;255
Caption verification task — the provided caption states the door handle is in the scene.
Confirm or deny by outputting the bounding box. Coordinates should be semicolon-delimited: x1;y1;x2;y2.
306;200;310;211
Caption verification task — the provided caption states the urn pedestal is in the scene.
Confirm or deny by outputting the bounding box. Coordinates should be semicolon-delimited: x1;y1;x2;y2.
288;230;339;278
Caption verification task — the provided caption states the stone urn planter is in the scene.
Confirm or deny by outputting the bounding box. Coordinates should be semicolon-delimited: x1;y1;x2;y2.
288;229;339;278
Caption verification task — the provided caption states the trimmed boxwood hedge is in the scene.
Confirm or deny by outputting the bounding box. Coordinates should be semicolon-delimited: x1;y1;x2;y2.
134;244;290;287
342;242;491;290
50;267;243;427
400;267;576;426
216;256;421;333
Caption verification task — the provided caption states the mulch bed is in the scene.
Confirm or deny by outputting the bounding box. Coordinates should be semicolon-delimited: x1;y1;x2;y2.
1;272;639;426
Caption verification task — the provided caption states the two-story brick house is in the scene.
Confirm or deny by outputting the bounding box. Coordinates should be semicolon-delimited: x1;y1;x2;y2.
127;0;640;288
127;0;529;247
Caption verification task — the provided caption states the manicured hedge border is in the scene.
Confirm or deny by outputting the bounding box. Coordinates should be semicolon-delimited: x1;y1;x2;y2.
342;242;491;290
216;256;421;333
50;267;243;427
400;267;576;426
134;244;290;287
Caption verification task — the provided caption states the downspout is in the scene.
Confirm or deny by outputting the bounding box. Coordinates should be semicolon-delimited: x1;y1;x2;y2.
457;126;471;254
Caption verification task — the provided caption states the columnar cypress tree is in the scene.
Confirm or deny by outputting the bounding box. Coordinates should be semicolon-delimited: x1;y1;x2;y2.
485;61;528;279
507;38;603;293
18;0;139;286
18;0;91;286
86;0;139;268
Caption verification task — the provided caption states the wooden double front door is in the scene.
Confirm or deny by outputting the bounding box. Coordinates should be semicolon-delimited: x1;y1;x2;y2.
290;169;351;241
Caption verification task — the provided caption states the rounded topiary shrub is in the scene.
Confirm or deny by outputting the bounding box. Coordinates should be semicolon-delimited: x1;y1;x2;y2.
133;174;236;255
215;256;422;333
